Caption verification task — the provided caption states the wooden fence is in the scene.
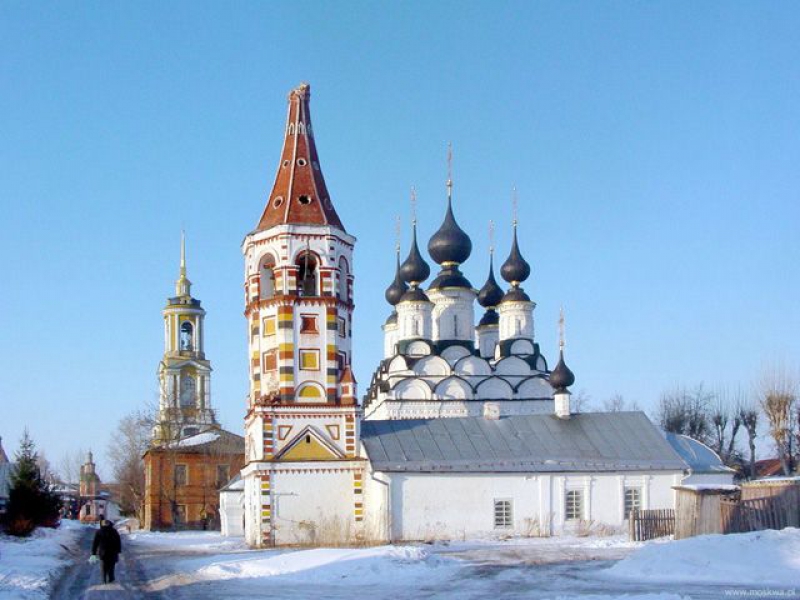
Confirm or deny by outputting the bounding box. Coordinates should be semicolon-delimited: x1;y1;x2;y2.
629;508;675;541
721;495;799;534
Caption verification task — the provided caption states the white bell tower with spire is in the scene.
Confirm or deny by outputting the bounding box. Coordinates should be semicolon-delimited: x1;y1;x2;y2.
154;233;217;442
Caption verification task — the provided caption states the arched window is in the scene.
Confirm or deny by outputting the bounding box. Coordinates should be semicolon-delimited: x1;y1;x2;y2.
180;322;193;351
453;314;459;337
296;252;318;297
259;255;277;299
337;257;349;301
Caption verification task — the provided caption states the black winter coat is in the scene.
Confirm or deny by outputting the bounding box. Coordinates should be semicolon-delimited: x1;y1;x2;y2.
92;524;122;562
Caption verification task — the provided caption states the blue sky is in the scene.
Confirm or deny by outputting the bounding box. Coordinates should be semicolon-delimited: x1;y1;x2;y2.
1;2;798;476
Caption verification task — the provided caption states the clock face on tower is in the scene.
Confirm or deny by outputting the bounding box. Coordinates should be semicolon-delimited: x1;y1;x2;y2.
180;376;196;407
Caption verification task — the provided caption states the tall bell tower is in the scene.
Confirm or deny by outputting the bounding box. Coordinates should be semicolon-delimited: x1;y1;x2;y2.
154;234;217;442
241;84;363;548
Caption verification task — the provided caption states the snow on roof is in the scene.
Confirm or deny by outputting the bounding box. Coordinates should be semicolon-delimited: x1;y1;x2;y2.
174;431;221;448
664;433;734;474
220;473;244;492
673;484;739;492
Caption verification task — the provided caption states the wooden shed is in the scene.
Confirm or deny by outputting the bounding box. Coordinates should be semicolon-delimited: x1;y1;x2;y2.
673;484;739;540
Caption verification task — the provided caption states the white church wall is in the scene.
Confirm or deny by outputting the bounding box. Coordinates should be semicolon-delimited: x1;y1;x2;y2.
429;288;476;342
242;471;263;547
375;470;684;541
220;490;245;537
271;467;359;546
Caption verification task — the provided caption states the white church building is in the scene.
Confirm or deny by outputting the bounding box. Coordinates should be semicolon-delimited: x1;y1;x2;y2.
225;83;732;546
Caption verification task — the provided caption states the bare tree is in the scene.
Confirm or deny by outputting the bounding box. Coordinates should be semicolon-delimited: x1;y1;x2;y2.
107;410;151;520
58;448;86;486
738;397;759;480
602;393;641;412
603;393;626;412
758;365;798;476
708;388;743;465
571;389;592;413
656;384;713;443
36;451;58;486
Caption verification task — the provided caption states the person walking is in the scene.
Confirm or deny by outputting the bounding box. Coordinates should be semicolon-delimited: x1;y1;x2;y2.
91;519;122;584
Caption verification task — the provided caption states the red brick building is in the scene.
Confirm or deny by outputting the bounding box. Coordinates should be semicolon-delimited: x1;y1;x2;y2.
143;429;244;530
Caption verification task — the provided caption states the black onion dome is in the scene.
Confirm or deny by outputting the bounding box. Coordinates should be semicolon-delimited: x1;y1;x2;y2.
385;254;408;306
428;265;472;290
477;257;503;308
549;350;575;391
428;199;472;266
500;227;531;285
478;308;499;327
500;287;531;303
398;225;430;284
399;286;430;303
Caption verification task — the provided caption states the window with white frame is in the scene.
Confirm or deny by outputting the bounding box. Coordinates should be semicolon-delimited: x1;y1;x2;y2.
494;499;513;528
565;489;583;520
624;487;642;519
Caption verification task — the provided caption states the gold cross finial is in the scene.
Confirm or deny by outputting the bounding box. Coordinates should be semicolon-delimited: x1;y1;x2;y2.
446;142;453;200
394;215;401;255
559;306;566;351
489;220;495;256
512;185;518;228
180;230;186;276
410;186;417;227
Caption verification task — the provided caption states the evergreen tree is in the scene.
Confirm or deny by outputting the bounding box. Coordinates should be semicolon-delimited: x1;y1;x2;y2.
2;429;61;536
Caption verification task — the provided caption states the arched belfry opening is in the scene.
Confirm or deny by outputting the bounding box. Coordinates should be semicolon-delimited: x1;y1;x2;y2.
180;321;194;351
338;256;349;301
259;254;277;299
296;251;318;297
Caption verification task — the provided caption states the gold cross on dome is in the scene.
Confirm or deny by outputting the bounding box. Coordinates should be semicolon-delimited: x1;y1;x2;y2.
410;186;417;226
446;142;453;200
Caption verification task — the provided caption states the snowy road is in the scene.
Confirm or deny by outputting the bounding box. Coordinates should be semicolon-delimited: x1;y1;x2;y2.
48;530;800;600
50;529;164;600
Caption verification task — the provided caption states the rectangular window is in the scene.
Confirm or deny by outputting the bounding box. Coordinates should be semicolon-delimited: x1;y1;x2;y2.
338;317;346;337
300;314;318;334
494;499;513;529
565;490;583;521
174;464;188;487
299;349;320;371
262;350;277;372
216;465;230;489
624;487;642;519
263;317;277;337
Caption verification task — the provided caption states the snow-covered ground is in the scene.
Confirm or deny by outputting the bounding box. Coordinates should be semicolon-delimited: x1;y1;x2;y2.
606;527;800;587
123;529;800;599
0;520;89;599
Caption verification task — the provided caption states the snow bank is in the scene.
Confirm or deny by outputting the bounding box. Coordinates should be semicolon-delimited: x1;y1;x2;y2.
605;528;800;586
0;520;88;599
191;545;457;586
128;530;247;553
